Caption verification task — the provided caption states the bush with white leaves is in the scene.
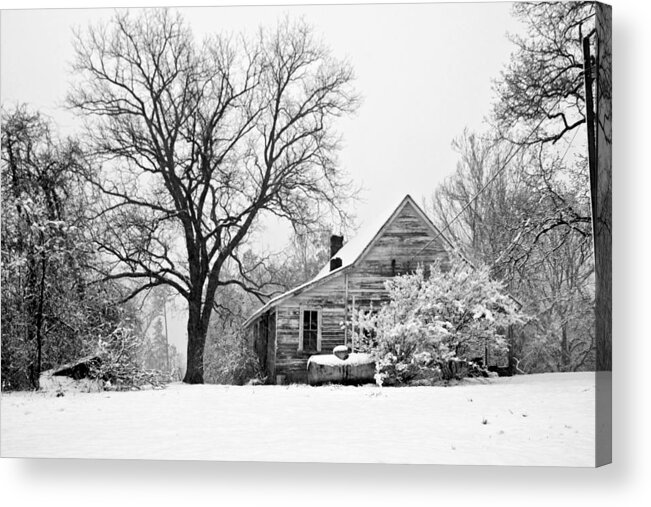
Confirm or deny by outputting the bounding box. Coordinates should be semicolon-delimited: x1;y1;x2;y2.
352;259;525;385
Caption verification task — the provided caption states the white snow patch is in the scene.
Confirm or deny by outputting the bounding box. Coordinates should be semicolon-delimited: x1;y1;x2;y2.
0;372;596;466
307;352;373;366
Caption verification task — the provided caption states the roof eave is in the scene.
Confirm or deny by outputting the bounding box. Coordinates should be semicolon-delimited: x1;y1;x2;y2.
242;266;349;328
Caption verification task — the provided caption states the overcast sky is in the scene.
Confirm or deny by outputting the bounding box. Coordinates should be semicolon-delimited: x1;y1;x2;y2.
1;2;525;350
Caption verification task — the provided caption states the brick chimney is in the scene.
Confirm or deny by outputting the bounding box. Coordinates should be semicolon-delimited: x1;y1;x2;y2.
329;234;344;271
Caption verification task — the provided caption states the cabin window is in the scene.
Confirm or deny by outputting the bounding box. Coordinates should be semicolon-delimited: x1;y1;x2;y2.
299;308;321;352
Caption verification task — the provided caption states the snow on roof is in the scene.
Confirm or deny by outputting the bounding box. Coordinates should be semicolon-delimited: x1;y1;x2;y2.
313;194;412;279
243;195;426;328
242;266;345;327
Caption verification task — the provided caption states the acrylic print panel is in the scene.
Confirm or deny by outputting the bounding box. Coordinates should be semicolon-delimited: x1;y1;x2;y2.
0;1;611;466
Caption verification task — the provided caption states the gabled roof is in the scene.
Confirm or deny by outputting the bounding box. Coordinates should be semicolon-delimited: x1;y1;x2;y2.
315;194;460;279
243;194;456;327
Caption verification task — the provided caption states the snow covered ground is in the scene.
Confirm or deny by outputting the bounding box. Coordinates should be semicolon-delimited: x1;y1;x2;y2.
1;372;596;466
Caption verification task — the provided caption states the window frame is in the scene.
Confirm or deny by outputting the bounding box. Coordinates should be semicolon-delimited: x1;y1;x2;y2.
298;307;322;353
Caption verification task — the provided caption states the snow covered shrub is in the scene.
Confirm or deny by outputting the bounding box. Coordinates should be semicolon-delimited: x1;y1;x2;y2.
93;325;169;390
352;259;525;385
353;308;447;386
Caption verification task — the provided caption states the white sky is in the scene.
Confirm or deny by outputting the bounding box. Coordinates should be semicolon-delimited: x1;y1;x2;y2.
1;2;525;351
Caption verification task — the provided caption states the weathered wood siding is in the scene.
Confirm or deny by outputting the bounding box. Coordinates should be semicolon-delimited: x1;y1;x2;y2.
347;200;451;309
266;311;276;381
274;274;347;383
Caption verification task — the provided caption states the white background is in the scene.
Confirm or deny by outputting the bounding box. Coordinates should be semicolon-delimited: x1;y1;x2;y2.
1;0;648;505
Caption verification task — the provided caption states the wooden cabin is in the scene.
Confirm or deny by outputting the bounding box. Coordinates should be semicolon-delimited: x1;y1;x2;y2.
243;194;471;384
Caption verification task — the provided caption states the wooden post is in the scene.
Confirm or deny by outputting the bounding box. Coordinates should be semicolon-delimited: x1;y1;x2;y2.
344;273;349;346
163;296;170;373
583;13;612;373
351;294;356;352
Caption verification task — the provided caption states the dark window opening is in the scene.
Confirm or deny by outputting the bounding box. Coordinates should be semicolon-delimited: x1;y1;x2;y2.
303;310;319;351
391;259;396;276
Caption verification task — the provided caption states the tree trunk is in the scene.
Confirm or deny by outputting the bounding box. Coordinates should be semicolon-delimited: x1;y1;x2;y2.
33;255;47;390
183;302;207;384
26;254;40;390
506;325;517;375
560;324;570;372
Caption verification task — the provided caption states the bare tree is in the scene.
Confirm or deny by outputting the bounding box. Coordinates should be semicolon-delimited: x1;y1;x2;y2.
426;131;595;373
68;9;359;383
493;2;610;371
494;2;595;145
425;131;524;268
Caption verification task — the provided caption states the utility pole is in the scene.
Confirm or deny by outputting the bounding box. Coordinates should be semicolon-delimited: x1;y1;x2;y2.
582;18;612;373
582;28;598;237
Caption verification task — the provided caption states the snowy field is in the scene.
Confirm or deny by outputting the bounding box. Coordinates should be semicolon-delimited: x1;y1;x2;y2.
1;372;595;466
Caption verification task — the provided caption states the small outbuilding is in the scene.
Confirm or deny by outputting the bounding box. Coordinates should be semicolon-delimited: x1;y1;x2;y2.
39;354;103;393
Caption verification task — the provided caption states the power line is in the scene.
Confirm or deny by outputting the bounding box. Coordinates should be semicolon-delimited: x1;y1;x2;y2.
409;95;568;264
559;125;580;164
